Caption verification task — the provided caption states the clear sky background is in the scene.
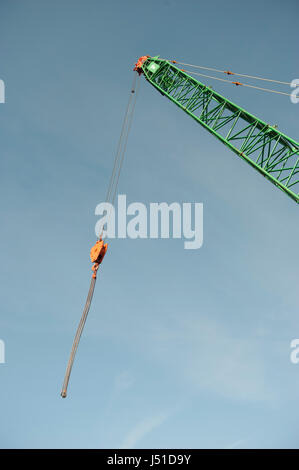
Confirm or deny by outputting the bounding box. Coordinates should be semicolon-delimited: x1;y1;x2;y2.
0;0;299;449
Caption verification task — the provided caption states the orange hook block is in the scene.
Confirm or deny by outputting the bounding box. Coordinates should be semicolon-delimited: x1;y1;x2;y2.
90;239;108;278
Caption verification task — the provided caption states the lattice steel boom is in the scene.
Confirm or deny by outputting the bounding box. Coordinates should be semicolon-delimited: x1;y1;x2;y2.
137;56;299;204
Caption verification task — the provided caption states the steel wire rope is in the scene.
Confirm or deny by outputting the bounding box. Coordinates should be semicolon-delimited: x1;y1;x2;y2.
61;73;140;398
182;69;295;97
165;59;292;86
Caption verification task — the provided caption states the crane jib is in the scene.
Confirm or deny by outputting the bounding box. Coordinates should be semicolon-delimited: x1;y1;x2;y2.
140;56;299;204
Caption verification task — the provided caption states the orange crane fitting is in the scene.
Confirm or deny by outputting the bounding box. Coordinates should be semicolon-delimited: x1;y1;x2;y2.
90;239;108;279
133;55;149;75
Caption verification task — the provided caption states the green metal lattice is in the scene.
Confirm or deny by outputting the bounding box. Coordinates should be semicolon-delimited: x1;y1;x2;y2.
141;56;299;204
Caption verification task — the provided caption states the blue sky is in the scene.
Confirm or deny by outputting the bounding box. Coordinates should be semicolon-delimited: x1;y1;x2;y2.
0;0;299;448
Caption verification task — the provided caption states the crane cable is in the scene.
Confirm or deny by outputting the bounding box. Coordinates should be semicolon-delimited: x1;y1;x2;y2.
169;60;292;86
61;73;140;398
105;73;139;207
160;59;294;97
103;72;141;237
181;69;294;97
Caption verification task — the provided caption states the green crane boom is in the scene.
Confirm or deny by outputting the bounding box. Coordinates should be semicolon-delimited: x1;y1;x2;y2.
137;56;299;204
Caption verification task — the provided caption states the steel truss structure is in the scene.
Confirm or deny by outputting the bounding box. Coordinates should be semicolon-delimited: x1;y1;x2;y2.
141;57;299;204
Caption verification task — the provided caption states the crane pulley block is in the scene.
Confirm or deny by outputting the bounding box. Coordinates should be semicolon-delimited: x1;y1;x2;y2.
90;239;108;278
133;55;150;74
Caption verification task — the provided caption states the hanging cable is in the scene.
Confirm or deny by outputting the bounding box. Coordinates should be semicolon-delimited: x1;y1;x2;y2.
60;73;140;398
104;74;138;206
182;69;294;97
169;60;291;86
101;74;140;240
110;76;140;207
61;277;96;398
